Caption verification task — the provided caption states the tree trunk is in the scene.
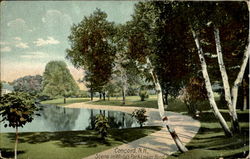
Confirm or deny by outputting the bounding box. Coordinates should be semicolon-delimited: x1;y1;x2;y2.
14;126;18;159
90;88;93;101
64;97;66;104
103;92;106;101
122;87;126;105
146;57;188;153
231;37;249;111
164;91;168;110
190;27;232;137
242;79;247;111
213;26;240;133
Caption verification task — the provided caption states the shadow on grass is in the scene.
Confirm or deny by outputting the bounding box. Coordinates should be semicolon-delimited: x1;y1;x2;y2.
0;148;25;158
181;110;249;159
5;126;161;149
6;130;111;148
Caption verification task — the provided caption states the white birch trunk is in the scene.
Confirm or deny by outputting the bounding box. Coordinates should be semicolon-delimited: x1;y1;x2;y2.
231;39;249;111
146;57;188;153
190;27;232;136
213;26;240;132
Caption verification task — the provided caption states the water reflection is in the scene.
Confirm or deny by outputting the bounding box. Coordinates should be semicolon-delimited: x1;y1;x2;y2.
0;105;139;133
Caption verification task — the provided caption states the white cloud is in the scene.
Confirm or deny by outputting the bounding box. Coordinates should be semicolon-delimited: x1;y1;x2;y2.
20;51;49;59
14;37;22;41
1;46;11;52
33;37;60;46
7;18;26;27
16;42;29;49
42;10;72;24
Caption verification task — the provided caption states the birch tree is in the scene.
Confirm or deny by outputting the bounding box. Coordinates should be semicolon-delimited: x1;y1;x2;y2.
190;27;233;136
187;1;248;135
126;2;189;152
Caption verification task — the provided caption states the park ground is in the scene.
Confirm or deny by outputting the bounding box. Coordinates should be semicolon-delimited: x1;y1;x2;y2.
0;95;249;159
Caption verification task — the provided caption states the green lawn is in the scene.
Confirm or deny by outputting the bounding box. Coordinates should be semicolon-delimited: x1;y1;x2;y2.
167;110;249;159
0;126;161;159
38;95;249;159
41;97;90;106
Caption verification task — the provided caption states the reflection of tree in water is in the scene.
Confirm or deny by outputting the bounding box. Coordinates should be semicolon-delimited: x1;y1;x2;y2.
41;105;80;131
86;109;136;130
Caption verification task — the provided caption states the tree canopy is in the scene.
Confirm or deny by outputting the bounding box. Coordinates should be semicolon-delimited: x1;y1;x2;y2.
42;61;79;100
66;9;116;96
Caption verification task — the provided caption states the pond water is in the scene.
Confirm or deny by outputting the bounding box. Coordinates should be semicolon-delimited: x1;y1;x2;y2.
0;105;139;133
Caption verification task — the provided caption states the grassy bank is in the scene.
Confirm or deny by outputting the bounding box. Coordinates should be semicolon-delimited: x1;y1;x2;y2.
0;126;161;159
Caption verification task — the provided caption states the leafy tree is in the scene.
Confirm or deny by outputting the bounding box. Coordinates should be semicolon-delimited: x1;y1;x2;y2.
42;61;79;103
132;108;148;128
12;75;43;96
182;76;207;115
95;114;110;140
0;92;38;159
66;9;116;100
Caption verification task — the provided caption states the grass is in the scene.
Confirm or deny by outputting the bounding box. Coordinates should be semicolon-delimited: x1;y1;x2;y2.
0;126;161;159
167;109;249;159
38;95;249;159
41;97;90;106
89;95;189;113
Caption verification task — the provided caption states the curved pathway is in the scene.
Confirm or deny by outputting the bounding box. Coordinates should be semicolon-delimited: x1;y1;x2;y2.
65;102;200;159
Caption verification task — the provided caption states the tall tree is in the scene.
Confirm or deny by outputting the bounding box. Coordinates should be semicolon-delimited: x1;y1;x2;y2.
42;61;79;103
127;2;188;152
66;9;116;100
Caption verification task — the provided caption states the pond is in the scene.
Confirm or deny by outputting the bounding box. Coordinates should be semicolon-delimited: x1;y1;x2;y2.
0;105;139;133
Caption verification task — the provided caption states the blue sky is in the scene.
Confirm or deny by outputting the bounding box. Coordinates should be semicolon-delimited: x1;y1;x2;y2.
0;1;137;84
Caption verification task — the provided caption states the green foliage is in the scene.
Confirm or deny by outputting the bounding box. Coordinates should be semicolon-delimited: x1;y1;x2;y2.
66;9;116;94
42;61;79;99
132;108;148;128
95;114;110;139
181;76;207;115
12;75;43;96
0;92;38;128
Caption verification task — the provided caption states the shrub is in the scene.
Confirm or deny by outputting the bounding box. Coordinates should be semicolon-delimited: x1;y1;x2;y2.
132;108;148;128
95;114;110;140
139;90;149;101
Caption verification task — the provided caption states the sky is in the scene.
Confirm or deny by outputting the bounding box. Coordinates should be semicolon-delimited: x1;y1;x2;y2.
0;1;137;89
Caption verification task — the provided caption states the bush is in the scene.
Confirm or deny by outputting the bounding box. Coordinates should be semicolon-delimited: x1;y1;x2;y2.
139;90;149;101
132;108;148;128
95;114;110;140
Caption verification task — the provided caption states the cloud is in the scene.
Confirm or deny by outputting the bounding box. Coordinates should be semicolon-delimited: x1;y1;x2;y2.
42;10;72;25
20;51;49;59
16;42;29;49
14;37;22;41
7;18;26;27
33;37;60;46
1;46;11;52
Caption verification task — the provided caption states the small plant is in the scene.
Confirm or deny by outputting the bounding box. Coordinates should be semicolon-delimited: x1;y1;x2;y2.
132;108;148;128
95;114;110;140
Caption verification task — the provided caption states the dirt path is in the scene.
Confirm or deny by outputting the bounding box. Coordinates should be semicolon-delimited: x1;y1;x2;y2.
65;102;200;159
